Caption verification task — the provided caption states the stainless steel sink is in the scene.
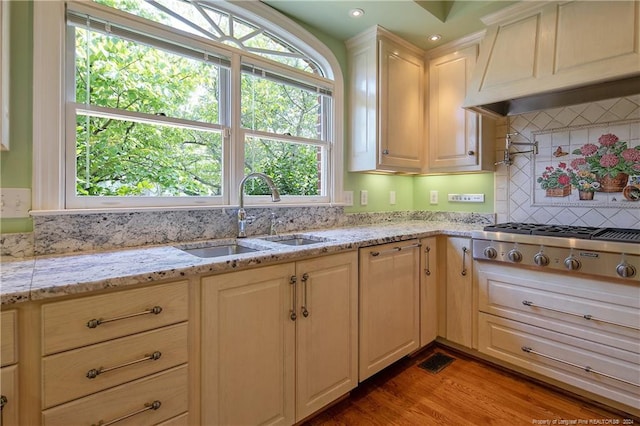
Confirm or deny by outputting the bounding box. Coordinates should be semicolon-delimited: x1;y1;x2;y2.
261;234;332;246
178;244;261;258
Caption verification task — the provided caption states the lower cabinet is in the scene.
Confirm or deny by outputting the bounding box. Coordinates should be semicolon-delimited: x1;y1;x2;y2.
419;237;439;347
201;251;358;425
445;237;473;348
359;240;421;381
0;364;18;426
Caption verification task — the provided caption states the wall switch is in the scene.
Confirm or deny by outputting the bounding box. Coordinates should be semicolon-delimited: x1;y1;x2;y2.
1;188;31;218
448;193;485;203
343;191;353;206
360;190;368;206
389;191;396;205
430;190;438;204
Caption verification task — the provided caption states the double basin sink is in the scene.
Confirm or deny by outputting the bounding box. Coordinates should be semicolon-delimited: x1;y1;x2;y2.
177;234;332;259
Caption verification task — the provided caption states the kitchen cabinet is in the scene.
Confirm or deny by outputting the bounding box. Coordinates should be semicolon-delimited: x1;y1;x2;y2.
1;310;18;425
426;42;495;172
464;1;640;112
347;26;424;173
476;262;640;415
444;237;473;348
359;240;420;381
201;252;358;425
40;281;190;425
419;237;439;347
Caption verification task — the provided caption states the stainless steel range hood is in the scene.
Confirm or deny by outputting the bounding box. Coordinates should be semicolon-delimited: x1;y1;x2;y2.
463;1;640;118
467;76;640;118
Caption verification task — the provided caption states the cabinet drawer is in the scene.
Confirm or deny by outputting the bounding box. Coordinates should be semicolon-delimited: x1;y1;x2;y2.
42;322;188;408
1;310;17;366
42;281;188;355
477;266;640;348
42;364;188;426
1;365;19;426
478;312;640;411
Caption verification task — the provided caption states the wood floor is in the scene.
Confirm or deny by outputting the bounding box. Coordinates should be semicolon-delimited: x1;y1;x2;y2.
303;345;635;426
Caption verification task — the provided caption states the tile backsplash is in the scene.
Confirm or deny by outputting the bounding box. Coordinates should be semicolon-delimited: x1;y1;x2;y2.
496;95;640;228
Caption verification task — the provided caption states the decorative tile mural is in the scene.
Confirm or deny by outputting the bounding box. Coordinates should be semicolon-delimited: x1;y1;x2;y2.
496;95;640;228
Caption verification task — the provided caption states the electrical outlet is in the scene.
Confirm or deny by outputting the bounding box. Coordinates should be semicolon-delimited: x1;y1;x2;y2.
0;188;31;218
343;191;353;206
389;191;396;205
430;190;438;204
448;193;485;203
360;190;368;206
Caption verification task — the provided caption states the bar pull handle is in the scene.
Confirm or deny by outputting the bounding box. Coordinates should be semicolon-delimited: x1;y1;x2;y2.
461;247;468;276
301;273;309;318
521;300;635;329
86;351;162;379
371;243;421;257
521;347;638;387
424;246;431;276
91;400;161;426
289;276;297;321
87;306;163;329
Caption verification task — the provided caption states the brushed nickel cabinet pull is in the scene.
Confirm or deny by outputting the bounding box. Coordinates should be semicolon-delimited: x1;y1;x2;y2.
86;351;162;379
521;300;636;329
371;244;420;257
301;273;309;318
86;306;163;329
289;276;297;321
1;394;7;426
461;247;468;276
521;346;639;387
92;400;161;426
424;246;431;276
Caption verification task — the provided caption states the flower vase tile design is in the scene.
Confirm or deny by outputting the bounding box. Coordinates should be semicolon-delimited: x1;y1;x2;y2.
572;133;640;193
537;162;573;197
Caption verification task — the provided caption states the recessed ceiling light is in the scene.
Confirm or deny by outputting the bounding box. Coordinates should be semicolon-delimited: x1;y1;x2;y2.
428;34;442;42
349;8;365;18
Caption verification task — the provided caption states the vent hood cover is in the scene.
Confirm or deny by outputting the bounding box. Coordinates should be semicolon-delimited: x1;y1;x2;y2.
463;1;640;118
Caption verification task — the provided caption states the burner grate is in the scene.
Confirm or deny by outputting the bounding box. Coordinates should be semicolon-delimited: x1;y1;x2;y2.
594;228;640;243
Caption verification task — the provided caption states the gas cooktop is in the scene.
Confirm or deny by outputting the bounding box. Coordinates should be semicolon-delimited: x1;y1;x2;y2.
483;223;640;243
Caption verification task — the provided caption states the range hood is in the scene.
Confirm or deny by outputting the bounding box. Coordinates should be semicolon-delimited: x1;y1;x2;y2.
467;76;640;118
463;1;640;118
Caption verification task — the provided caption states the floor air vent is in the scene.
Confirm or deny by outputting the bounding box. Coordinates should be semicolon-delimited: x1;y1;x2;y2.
418;353;455;374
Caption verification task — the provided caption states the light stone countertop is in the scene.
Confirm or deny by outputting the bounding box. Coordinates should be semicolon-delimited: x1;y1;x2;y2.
0;221;481;305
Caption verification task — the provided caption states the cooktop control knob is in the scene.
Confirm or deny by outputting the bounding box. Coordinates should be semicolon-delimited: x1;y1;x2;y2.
533;252;550;267
616;262;636;278
507;249;523;263
564;256;581;271
483;247;498;259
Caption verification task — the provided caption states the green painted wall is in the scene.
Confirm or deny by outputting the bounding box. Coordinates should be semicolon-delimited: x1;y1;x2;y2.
0;1;33;233
0;2;494;234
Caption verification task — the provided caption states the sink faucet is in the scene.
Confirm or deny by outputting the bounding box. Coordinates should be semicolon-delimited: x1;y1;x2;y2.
237;172;281;238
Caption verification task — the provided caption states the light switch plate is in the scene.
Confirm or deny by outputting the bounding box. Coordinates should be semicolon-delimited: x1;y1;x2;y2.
1;188;31;218
430;190;438;204
343;191;353;206
389;191;396;205
360;190;368;206
448;193;485;203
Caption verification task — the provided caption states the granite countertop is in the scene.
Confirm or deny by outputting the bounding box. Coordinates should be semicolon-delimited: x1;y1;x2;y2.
0;221;481;305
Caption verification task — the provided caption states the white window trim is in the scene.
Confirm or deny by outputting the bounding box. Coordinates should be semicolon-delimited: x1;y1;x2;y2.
33;0;344;212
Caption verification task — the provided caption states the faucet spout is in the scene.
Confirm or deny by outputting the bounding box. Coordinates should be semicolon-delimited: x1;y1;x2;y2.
238;172;281;238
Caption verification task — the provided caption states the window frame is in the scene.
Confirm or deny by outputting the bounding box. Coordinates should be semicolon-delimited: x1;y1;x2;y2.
33;0;344;212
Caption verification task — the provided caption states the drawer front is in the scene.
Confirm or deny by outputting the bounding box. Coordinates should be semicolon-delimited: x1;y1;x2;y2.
477;266;640;346
1;365;19;426
1;310;17;366
478;312;640;411
42;281;188;355
42;365;188;426
42;322;188;408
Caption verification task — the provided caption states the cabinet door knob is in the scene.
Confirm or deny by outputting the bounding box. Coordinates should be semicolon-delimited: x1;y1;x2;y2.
382;149;389;155
467;150;475;156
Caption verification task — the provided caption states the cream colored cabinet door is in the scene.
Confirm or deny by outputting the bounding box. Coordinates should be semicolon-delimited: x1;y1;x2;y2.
1;365;18;426
445;237;473;348
201;263;296;426
295;252;358;422
347;26;424;173
427;45;494;172
359;240;420;381
419;237;439;347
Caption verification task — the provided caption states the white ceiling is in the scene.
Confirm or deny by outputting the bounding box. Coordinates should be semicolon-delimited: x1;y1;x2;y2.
261;0;519;50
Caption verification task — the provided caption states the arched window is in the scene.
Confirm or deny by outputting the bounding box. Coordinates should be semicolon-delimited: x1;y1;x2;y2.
33;0;343;210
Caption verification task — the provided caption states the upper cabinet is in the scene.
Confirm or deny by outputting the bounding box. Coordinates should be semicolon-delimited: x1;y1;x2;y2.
426;37;495;172
464;1;640;113
347;26;425;173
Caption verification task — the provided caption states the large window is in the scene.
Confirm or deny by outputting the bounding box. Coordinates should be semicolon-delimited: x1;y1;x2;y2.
33;0;343;210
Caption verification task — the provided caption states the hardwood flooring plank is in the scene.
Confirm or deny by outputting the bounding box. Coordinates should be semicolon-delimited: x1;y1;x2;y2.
302;346;634;426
